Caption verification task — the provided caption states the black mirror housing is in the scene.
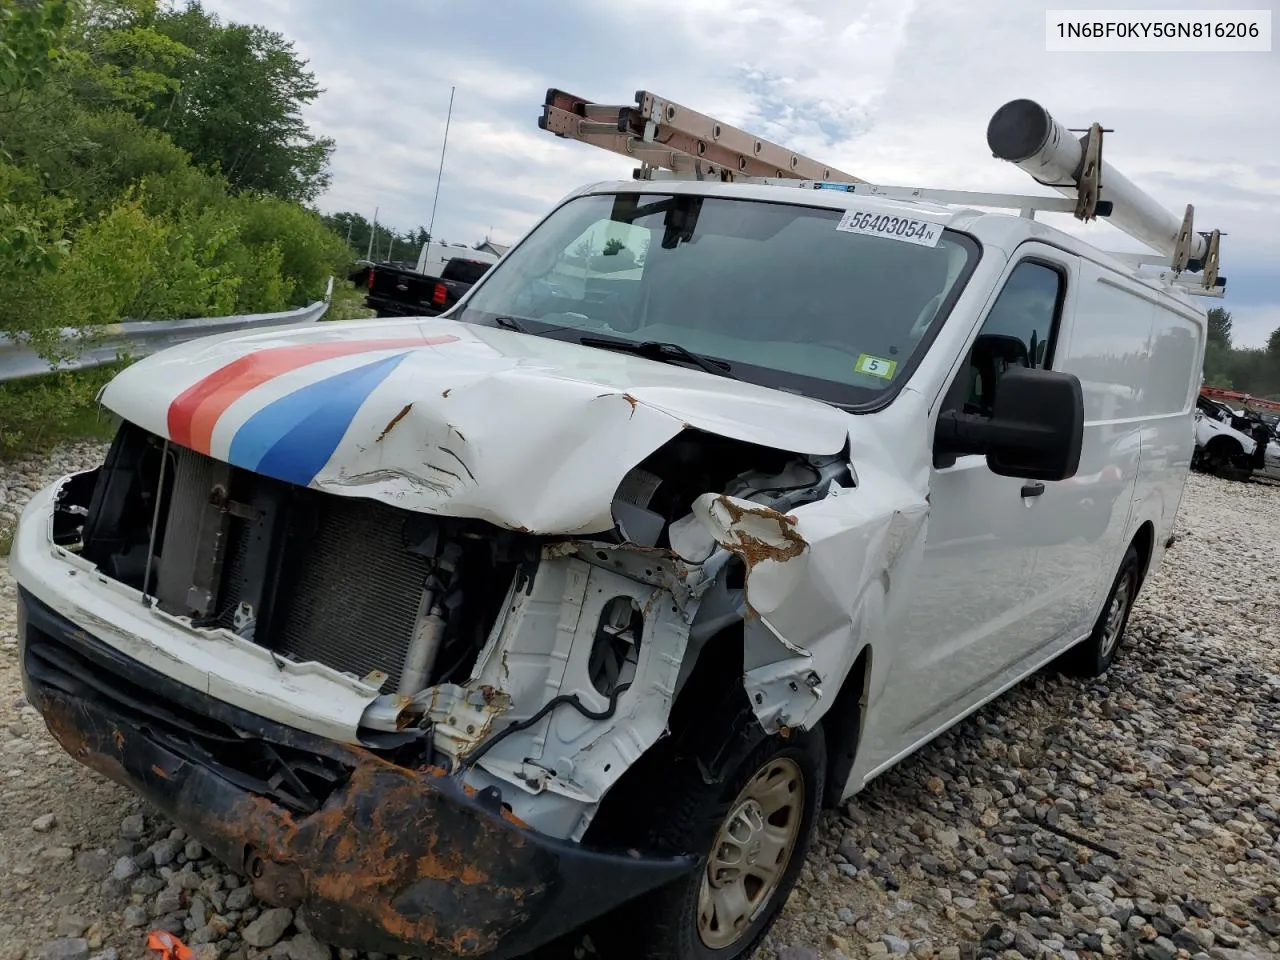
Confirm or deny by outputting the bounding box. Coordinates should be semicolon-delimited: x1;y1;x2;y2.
935;366;1085;481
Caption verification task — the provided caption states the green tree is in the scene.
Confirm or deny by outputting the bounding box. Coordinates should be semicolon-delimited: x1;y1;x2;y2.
603;237;627;256
1;0;352;458
143;2;333;202
0;0;71;102
1206;306;1232;348
321;211;428;264
0;0;346;350
1202;339;1234;389
61;0;192;112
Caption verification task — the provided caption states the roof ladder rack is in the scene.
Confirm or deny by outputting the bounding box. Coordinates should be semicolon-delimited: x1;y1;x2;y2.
537;87;1225;297
539;88;864;184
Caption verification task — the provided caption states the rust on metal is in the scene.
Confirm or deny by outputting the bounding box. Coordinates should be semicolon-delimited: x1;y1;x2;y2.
714;496;806;567
231;760;539;956
38;695;549;958
376;403;414;443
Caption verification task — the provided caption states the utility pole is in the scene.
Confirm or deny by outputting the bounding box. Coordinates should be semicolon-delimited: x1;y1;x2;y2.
423;85;455;268
366;206;379;262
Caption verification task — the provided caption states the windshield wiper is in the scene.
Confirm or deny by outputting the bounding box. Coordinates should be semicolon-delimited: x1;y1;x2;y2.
578;337;737;379
493;316;530;333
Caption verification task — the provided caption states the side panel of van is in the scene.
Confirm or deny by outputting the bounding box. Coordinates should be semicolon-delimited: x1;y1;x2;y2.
1130;285;1203;582
1057;261;1203;614
851;243;1206;791
1034;261;1151;637
858;242;1113;778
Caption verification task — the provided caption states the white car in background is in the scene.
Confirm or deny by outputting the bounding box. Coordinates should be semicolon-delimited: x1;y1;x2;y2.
1193;396;1261;478
1261;426;1280;481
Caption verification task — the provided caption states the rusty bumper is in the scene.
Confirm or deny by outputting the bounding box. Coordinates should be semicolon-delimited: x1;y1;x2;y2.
17;589;694;959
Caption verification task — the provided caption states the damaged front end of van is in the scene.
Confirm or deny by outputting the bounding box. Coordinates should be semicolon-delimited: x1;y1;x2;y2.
11;320;929;959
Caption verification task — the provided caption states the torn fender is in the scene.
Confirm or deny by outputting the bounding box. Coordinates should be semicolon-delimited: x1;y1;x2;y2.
692;459;929;733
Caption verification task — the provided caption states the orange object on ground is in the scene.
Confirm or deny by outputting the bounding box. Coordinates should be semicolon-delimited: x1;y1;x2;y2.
145;930;194;960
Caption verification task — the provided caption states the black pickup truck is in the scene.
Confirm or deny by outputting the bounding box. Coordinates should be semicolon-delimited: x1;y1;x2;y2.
362;257;495;318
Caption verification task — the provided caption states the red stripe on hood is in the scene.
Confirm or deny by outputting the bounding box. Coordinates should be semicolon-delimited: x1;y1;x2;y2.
166;336;456;454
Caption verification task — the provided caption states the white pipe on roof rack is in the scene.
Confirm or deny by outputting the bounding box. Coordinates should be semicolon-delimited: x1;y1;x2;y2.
986;99;1208;264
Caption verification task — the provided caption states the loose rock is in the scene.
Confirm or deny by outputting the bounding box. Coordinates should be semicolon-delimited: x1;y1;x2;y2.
119;813;145;841
37;941;89;960
242;908;294;948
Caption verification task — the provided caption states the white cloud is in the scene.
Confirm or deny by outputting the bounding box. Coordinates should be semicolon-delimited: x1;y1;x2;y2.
201;0;1278;320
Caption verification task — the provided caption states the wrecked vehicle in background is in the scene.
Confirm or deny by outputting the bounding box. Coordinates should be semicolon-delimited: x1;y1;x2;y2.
12;92;1217;960
1193;394;1271;479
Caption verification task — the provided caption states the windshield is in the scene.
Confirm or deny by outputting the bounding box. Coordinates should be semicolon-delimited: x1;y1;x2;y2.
456;192;980;406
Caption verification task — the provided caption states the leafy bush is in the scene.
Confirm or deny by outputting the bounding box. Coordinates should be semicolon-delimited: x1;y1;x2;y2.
0;0;357;461
0;365;121;463
230;194;352;306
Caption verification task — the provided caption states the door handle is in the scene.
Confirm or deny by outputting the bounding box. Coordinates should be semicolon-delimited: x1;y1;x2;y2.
1021;481;1045;498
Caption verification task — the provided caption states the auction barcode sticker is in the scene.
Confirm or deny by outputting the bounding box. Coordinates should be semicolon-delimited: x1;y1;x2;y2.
835;208;944;247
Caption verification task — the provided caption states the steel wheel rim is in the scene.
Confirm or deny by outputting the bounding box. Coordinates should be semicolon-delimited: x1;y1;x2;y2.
696;756;804;950
1099;571;1134;659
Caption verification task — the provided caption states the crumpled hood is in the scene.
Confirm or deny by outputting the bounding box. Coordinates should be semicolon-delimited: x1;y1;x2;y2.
100;316;853;534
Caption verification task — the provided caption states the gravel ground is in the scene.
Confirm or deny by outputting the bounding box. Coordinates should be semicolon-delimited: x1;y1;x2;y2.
1;443;1278;960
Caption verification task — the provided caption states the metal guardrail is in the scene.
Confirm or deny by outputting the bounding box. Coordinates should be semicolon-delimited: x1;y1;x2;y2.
0;277;334;383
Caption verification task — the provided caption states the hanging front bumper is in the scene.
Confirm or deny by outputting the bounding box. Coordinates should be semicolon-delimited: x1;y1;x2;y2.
16;588;695;959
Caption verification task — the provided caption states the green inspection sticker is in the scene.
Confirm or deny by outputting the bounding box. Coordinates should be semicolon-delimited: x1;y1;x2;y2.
854;353;898;379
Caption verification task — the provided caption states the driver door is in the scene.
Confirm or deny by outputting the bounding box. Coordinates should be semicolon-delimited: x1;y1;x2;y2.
866;251;1074;763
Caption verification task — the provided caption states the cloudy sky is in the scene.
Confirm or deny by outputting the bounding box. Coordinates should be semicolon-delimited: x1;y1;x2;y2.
203;0;1278;346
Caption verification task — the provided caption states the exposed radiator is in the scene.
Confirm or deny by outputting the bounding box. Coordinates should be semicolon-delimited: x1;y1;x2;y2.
271;496;432;691
153;446;431;691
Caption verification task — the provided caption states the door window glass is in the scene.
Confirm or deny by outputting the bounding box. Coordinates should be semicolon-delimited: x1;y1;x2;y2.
956;261;1064;416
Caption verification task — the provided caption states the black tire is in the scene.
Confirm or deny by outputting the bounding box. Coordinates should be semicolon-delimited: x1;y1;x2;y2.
1202;438;1249;480
1063;541;1142;677
585;714;826;960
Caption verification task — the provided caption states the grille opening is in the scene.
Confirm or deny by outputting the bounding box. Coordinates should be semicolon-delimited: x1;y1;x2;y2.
79;423;178;592
78;423;537;695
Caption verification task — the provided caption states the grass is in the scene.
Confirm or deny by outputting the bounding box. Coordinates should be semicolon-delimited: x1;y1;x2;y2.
323;279;376;323
0;365;123;463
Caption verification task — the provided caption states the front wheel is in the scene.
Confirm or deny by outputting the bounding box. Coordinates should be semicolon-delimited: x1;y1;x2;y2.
589;720;826;960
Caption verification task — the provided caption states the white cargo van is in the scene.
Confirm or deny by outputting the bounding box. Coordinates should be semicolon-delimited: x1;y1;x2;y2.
10;94;1219;960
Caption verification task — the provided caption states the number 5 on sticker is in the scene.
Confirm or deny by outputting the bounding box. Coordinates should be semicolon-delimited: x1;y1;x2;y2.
855;354;898;379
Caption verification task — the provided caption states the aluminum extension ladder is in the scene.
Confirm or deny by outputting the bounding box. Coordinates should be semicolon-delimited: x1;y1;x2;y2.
539;88;865;184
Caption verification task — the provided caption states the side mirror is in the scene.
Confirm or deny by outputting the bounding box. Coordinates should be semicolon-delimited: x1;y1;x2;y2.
935;366;1084;481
